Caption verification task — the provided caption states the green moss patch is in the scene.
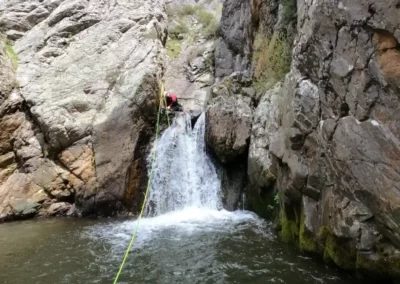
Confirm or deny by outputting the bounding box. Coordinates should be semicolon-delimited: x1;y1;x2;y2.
280;206;300;243
5;43;18;70
166;39;182;59
253;32;291;93
197;9;218;37
299;210;318;253
322;229;356;270
169;22;190;39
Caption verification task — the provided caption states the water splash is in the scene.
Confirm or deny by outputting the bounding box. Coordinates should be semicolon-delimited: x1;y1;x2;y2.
145;113;223;216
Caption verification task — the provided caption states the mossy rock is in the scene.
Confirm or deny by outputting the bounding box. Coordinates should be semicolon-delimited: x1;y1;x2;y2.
321;229;357;270
12;200;41;218
299;210;318;253
247;188;279;220
280;205;300;243
357;250;400;279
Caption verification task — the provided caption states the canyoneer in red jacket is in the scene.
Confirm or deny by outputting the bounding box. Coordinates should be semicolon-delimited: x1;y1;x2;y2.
164;92;182;111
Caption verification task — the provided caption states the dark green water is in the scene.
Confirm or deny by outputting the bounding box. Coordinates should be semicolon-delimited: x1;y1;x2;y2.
0;208;357;284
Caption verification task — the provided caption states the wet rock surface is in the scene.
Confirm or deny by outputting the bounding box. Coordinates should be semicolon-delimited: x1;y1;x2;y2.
0;0;167;221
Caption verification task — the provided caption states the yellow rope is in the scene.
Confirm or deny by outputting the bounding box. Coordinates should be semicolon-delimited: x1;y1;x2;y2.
113;82;167;284
161;82;171;127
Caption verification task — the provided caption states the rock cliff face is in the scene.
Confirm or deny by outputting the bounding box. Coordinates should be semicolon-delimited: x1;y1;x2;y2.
214;0;255;78
207;0;400;280
269;1;400;278
0;0;167;221
205;0;258;208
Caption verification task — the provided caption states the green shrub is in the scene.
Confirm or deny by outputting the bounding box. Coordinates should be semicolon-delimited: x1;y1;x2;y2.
167;4;197;17
168;22;189;39
201;18;218;37
253;32;291;93
197;9;214;26
180;5;197;16
197;9;218;37
166;39;182;59
281;0;297;27
5;43;18;70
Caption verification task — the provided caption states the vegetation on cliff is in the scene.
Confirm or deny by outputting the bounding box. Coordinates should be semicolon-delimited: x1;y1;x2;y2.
5;43;18;70
253;33;291;92
166;4;219;60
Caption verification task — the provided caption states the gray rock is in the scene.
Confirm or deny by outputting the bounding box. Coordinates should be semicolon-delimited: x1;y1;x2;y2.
45;202;72;216
206;95;252;164
332;116;400;246
12;200;41;217
215;0;254;78
248;84;281;190
0;0;167;220
246;0;400;277
220;163;246;211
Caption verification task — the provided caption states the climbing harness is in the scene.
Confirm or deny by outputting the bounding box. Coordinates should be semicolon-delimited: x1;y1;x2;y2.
113;81;169;284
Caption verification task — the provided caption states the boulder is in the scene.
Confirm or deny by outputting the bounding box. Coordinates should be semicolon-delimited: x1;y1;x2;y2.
45;202;72;216
0;0;167;220
206;95;252;164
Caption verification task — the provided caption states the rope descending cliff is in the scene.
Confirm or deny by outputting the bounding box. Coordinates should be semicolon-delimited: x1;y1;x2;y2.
113;82;169;283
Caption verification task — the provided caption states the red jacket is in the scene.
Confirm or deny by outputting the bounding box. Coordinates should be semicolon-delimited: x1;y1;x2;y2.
167;94;177;107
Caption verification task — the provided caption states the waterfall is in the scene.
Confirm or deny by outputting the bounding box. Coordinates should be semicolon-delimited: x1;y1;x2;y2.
85;112;263;255
145;112;223;217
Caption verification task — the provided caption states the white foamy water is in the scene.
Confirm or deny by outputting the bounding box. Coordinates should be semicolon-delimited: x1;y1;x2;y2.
145;112;223;216
87;207;266;251
86;113;266;249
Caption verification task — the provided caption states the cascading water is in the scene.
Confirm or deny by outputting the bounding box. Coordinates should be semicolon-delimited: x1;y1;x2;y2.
145;112;222;216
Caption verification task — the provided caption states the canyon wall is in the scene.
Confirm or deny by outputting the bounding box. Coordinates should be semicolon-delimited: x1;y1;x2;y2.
207;0;400;280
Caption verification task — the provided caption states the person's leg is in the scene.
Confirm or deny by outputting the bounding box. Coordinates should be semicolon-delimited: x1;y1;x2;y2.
172;102;183;111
